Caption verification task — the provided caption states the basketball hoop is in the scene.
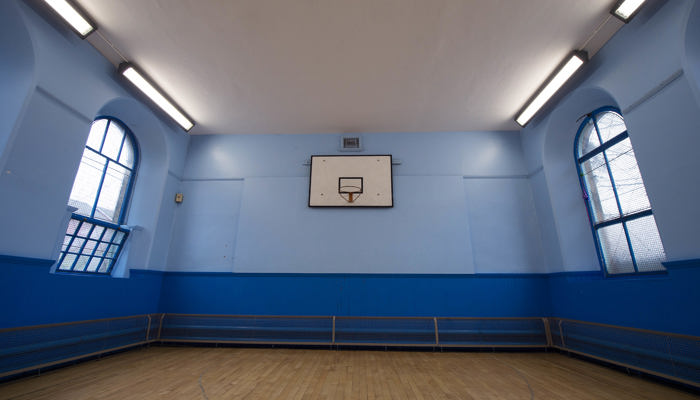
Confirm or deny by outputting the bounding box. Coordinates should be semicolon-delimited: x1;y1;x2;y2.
338;177;363;203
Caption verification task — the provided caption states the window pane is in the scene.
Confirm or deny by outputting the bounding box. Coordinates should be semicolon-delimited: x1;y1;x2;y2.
69;237;85;253
94;242;109;257
76;222;92;238
606;138;651;216
61;236;71;252
581;153;619;223
596;111;626;143
74;255;90;272
119;135;136;168
86;119;107;150
98;260;112;273
103;228;116;242
86;258;102;272
101;121;125;161
90;225;105;240
59;254;77;270
83;239;98;255
94;162;131;223
66;218;80;235
627;215;666;272
106;244;120;258
597;223;635;274
86;119;107;152
113;230;125;244
68;150;106;216
577;120;600;158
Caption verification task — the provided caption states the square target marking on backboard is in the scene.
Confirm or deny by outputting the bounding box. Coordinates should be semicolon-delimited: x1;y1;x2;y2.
309;155;393;207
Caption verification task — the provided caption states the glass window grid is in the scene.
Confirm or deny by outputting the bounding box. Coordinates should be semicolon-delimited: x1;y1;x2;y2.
79;118;137;225
57;215;129;274
575;107;665;276
60;117;138;276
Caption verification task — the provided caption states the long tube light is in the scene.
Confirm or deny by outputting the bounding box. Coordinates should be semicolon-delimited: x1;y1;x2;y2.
611;0;646;22
515;51;587;127
119;63;195;131
43;0;95;38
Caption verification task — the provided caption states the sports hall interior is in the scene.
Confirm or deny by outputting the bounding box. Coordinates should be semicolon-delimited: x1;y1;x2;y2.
1;0;700;398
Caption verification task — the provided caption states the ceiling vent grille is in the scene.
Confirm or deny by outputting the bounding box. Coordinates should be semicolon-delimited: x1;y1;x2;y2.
340;135;362;152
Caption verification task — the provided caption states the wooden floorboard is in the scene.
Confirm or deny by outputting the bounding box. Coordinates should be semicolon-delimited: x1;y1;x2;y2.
0;346;697;399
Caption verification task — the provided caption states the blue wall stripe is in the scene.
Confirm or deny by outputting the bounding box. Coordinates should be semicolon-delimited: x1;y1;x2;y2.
2;253;698;336
546;270;602;279
0;258;163;329
157;272;552;318
0;254;54;267
155;271;566;279
663;258;700;270
548;264;700;336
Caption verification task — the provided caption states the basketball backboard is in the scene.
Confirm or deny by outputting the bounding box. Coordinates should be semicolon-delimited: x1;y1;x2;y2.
308;155;393;207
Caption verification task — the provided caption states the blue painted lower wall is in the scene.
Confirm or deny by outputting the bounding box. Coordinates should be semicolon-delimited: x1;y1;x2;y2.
548;260;700;337
158;273;552;317
0;256;163;329
3;254;699;337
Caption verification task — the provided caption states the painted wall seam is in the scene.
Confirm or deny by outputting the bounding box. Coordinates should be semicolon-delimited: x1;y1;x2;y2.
622;69;684;115
180;177;245;182
167;170;183;181
34;86;92;124
463;174;530;180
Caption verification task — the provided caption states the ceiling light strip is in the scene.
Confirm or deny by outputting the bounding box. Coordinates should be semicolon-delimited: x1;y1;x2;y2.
119;63;195;131
612;0;647;22
515;51;587;127
43;0;95;38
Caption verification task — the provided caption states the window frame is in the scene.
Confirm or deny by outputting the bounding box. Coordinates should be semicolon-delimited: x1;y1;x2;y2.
56;214;131;275
57;116;139;275
573;106;665;277
77;116;139;225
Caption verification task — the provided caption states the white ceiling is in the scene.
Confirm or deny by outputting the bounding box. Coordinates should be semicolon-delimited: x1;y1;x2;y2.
80;0;622;135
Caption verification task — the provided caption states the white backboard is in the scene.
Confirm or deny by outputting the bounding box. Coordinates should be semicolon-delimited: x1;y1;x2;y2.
309;155;393;207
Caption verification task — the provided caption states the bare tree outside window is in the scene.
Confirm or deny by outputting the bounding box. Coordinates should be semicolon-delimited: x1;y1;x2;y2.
575;108;665;275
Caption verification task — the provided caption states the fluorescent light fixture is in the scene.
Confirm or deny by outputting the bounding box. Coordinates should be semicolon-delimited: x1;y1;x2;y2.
119;63;195;131
43;0;95;38
611;0;646;22
515;51;587;127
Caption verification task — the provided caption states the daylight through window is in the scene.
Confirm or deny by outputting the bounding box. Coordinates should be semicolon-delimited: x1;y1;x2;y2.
57;118;138;274
575;107;665;275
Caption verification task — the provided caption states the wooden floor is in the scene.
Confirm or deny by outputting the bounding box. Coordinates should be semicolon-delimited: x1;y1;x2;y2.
0;347;697;399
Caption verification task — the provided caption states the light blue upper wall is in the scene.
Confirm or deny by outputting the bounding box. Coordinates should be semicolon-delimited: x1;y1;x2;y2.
687;1;700;106
148;173;184;269
0;1;189;271
522;0;700;271
0;1;34;172
168;131;546;274
590;0;687;112
182;131;528;180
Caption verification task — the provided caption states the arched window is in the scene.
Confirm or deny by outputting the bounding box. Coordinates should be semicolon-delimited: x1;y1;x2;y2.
575;107;665;275
57;117;139;274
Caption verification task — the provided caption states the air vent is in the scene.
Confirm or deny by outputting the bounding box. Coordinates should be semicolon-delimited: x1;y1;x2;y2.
339;135;362;152
343;137;360;149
